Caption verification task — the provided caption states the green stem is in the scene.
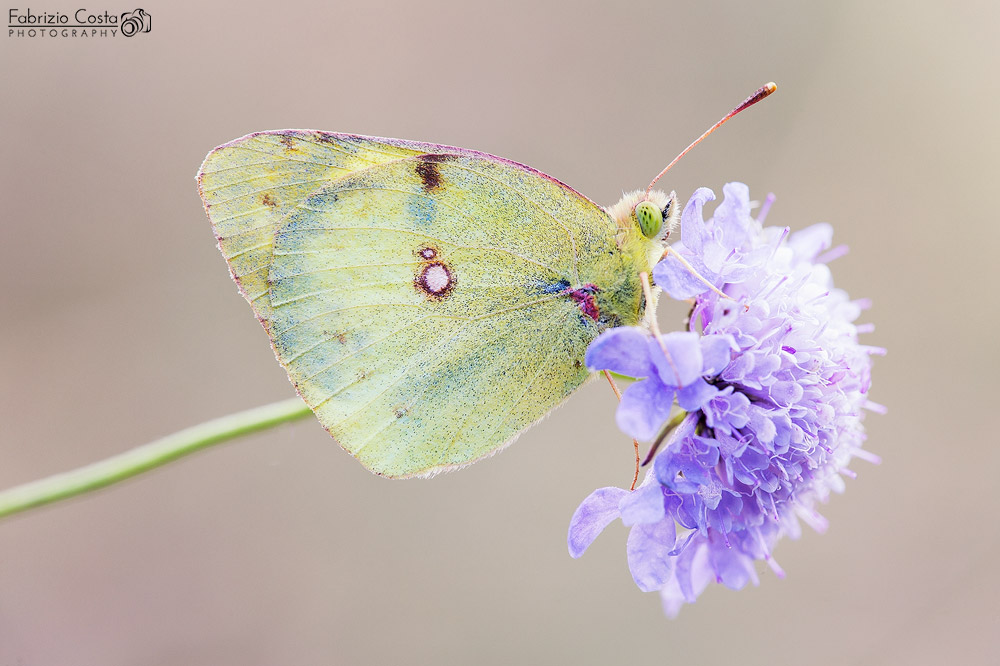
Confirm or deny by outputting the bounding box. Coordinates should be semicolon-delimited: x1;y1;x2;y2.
641;410;690;467
0;397;313;521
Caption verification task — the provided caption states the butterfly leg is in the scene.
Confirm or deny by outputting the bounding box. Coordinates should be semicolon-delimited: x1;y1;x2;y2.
639;271;686;388
602;369;640;491
658;246;732;300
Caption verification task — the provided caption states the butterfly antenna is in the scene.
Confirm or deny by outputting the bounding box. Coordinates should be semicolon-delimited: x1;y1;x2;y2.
645;82;777;196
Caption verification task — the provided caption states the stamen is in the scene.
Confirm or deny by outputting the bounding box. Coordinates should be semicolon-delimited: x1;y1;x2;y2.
797;508;829;534
852;448;882;465
816;245;849;264
752;528;785;578
667;529;698;556
863;400;888;414
756;193;776;223
853;297;873;310
760;275;789;301
773;226;790;252
805;291;832;305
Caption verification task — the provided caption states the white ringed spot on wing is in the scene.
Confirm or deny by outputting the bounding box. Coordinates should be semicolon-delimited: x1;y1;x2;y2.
415;261;454;299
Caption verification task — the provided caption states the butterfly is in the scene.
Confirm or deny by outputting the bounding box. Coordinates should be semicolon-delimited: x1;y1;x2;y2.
196;85;775;479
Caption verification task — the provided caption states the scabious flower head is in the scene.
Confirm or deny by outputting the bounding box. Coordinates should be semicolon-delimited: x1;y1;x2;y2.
571;183;883;616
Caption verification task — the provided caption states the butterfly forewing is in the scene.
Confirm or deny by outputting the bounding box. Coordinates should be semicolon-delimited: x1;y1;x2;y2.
198;132;471;322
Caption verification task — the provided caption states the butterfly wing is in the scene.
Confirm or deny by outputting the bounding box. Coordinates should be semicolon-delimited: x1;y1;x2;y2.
198;131;484;323
199;133;640;477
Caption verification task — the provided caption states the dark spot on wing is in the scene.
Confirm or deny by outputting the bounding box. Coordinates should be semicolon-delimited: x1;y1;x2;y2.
413;154;452;192
415;158;442;192
279;135;297;150
261;193;277;208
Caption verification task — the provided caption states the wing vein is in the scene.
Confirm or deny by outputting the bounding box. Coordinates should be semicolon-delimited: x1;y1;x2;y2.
290;191;566;277
438;306;570;460
433;161;581;286
314;318;474;417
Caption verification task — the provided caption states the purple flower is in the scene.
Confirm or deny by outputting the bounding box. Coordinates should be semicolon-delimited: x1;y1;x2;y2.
585;329;735;440
653;184;777;300
569;183;883;616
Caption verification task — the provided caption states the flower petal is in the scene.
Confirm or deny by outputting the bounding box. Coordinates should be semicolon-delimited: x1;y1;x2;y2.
748;406;777;444
769;380;804;407
567;487;628;558
708;537;757;590
626;518;677;592
584;327;655;377
676;378;719;411
714;182;754;249
655;449;712;493
619;484;666;526
700;334;735;376
787;222;833;261
679;187;716;254
616;378;674;441
660;536;713;617
649;332;703;387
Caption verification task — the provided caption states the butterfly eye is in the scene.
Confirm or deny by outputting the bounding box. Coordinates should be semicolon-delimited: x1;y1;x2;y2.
634;201;662;239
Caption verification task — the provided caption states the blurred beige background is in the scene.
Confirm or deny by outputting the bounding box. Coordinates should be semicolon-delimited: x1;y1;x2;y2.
1;1;996;664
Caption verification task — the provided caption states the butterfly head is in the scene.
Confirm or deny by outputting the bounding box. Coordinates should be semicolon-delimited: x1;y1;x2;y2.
607;189;679;244
605;189;679;278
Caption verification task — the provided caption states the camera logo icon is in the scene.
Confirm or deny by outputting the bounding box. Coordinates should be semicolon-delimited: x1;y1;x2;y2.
120;8;151;37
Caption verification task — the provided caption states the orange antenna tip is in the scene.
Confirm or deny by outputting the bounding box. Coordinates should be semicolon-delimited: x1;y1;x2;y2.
733;82;777;115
